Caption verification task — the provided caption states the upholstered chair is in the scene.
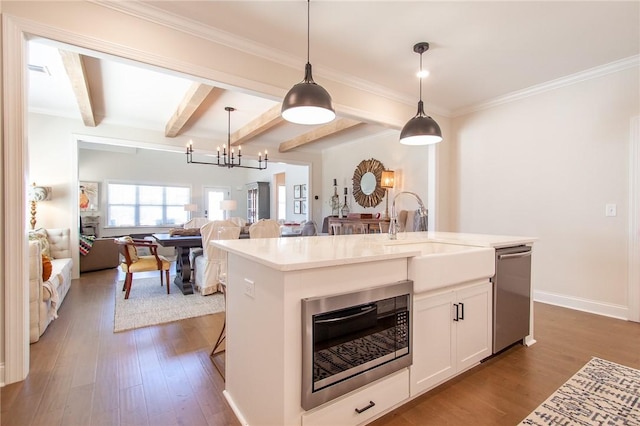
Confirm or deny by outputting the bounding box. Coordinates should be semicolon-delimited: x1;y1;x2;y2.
301;220;318;236
194;220;240;296
248;219;281;238
115;236;171;299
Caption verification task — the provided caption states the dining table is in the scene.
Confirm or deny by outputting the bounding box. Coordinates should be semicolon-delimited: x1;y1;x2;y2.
152;233;203;295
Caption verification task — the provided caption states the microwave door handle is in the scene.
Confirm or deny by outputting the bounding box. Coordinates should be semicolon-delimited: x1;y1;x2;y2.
315;305;376;324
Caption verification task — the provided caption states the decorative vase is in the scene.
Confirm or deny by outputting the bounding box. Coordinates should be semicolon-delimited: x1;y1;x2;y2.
331;186;340;216
340;195;350;218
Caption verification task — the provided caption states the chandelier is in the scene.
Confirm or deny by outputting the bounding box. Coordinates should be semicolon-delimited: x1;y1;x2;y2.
186;106;268;170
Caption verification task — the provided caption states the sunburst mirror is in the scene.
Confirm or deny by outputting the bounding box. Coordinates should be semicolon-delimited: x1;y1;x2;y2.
352;158;386;208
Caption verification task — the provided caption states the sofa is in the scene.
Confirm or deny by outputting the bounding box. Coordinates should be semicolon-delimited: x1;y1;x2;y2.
80;237;120;273
28;228;73;343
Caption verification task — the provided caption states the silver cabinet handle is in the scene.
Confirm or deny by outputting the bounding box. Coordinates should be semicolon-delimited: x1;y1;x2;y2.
355;400;375;414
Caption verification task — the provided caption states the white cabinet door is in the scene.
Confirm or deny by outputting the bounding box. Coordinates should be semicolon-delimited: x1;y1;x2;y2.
455;281;492;372
410;281;492;397
410;290;456;396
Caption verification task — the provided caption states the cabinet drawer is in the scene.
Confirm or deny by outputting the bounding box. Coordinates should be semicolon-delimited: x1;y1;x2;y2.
302;369;409;426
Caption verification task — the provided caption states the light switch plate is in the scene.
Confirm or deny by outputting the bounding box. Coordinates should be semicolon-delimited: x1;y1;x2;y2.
605;204;617;217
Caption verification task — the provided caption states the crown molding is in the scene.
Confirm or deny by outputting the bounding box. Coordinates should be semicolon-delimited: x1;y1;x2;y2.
454;55;640;117
90;1;447;117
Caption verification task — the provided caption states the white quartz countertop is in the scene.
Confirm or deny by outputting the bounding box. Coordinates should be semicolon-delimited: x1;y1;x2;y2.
212;231;537;272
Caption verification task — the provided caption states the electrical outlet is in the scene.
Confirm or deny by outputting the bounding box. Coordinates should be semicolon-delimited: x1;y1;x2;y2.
605;204;617;217
244;278;255;298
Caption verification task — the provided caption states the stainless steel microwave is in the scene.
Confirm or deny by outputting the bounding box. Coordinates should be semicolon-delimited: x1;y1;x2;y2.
301;280;413;410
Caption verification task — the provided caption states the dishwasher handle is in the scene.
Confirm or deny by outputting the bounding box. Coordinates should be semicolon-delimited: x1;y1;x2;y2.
498;251;531;260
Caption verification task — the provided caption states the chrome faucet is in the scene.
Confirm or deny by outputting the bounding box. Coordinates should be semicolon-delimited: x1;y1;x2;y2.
388;191;428;240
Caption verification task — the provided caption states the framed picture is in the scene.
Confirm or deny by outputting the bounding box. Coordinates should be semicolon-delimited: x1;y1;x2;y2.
79;181;99;211
294;185;301;199
301;184;307;199
302;200;307;215
294;200;301;214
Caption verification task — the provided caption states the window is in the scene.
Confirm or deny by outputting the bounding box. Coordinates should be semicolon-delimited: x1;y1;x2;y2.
107;183;190;227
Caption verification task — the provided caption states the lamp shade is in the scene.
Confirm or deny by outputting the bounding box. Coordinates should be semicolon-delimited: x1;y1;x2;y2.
28;185;52;202
381;170;395;189
282;65;335;125
184;203;197;212
220;200;238;211
400;100;442;145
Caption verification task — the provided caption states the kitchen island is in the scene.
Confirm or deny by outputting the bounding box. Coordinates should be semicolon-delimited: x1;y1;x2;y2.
213;231;536;426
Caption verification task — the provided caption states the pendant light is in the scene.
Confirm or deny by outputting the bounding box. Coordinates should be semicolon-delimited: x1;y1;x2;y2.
400;42;442;146
281;0;335;125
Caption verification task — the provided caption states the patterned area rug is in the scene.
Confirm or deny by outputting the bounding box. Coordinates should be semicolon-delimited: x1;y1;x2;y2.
520;357;640;425
114;276;224;332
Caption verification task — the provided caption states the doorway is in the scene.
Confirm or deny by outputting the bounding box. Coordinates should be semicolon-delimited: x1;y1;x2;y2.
204;187;230;221
275;172;286;221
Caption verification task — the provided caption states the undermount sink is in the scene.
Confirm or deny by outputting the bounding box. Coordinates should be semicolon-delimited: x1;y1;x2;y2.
399;242;496;293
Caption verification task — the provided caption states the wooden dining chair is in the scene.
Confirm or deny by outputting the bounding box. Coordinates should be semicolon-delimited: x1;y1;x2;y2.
330;223;343;235
115;236;171;299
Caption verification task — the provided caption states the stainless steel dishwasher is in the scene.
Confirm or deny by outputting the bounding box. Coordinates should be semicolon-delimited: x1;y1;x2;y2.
492;245;532;353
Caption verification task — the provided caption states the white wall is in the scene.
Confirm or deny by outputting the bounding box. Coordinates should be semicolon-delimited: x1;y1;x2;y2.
321;130;432;218
452;67;639;317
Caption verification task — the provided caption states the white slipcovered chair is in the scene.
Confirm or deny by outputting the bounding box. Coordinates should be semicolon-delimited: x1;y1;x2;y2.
249;219;281;238
184;217;210;229
194;220;240;296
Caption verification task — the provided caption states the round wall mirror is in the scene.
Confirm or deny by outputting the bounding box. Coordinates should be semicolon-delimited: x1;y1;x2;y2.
360;172;377;195
352;158;386;208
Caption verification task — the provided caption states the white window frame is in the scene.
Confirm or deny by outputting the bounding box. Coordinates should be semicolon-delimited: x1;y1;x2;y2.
106;181;191;227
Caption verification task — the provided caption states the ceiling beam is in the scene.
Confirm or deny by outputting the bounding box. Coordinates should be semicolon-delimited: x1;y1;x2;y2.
165;82;216;137
230;103;284;146
58;50;96;127
278;118;363;153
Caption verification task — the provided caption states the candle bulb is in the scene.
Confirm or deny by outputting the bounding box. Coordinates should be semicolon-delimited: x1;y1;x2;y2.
265;150;268;161
238;146;242;156
217;146;220;158
258;152;262;162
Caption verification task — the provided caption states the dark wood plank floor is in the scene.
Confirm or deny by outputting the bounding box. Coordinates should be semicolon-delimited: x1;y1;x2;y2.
2;268;639;426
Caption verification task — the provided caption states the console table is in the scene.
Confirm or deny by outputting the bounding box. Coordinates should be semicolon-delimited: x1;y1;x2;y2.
327;217;390;235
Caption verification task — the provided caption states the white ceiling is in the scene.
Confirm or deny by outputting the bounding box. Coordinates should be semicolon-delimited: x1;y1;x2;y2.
27;1;640;154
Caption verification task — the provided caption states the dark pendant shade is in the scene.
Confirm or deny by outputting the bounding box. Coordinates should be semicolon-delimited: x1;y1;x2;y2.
400;101;442;146
282;63;335;125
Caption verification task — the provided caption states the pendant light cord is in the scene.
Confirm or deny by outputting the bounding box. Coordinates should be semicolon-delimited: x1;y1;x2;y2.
307;0;310;64
419;51;423;103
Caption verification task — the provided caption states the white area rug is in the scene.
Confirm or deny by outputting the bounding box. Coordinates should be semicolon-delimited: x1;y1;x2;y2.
520;357;640;425
114;276;224;332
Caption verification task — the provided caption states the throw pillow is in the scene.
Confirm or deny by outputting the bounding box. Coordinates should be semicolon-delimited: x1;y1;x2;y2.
118;236;139;262
28;228;51;258
42;255;52;281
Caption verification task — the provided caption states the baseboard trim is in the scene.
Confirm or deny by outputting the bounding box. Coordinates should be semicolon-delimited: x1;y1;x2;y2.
534;290;628;320
223;390;249;426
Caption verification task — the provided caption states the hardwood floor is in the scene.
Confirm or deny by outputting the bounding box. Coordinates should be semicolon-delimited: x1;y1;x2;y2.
370;302;640;426
1;267;239;426
2;270;639;426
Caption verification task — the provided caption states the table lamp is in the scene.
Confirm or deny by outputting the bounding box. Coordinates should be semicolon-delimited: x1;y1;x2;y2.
380;170;395;219
28;183;52;230
220;199;237;220
184;203;197;220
